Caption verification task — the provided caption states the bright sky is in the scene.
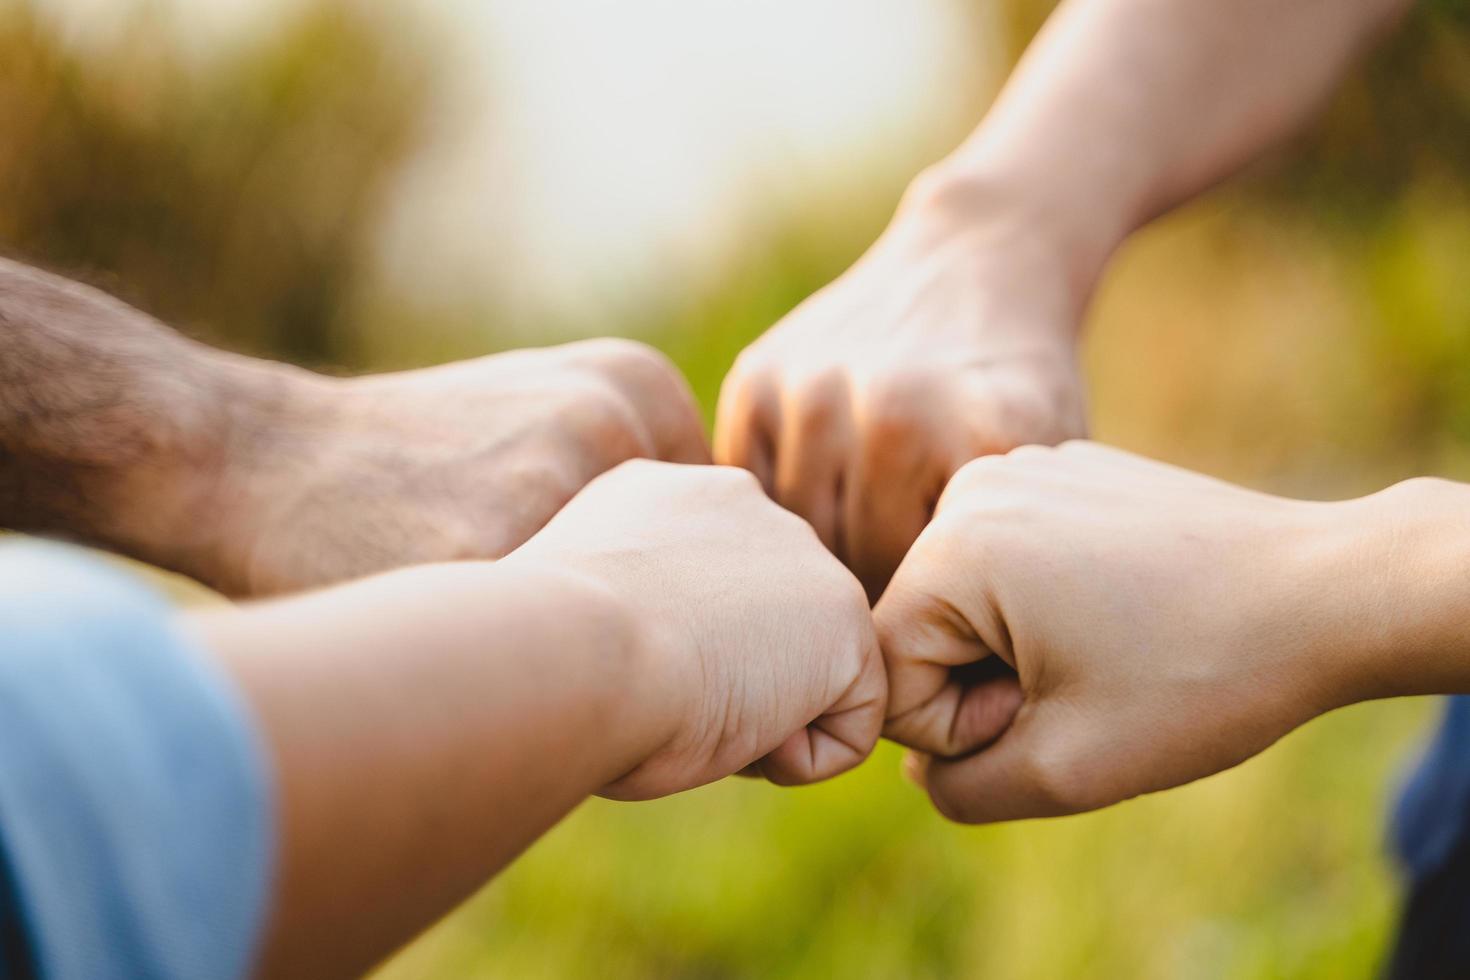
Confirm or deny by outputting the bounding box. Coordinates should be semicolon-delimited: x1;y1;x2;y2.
31;0;998;319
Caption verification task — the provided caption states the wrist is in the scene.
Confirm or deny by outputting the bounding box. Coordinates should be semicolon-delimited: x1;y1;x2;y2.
1320;478;1470;706
898;159;1123;324
123;350;336;591
492;554;685;777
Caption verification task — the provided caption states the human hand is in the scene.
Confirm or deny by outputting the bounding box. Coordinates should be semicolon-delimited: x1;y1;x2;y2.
505;459;887;799
714;178;1088;598
196;458;883;977
876;441;1376;823
191;339;708;596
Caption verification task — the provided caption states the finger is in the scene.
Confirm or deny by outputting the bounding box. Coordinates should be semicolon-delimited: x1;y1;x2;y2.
846;433;946;602
842;374;965;599
714;372;781;495
774;377;853;555
757;630;887;786
579;339;712;465
919;705;1097;824
877;589;1021;756
886;667;1023;759
953;366;1087;459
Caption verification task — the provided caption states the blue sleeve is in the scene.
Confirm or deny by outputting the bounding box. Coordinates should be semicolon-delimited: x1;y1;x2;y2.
0;542;273;980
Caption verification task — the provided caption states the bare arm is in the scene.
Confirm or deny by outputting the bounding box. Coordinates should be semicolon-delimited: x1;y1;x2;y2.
716;0;1412;594
0;258;299;576
932;0;1415;299
192;562;657;980
877;443;1470;824
0;257;708;595
190;461;885;979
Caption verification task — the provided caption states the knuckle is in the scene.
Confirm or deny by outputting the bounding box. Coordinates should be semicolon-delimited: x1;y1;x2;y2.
829;566;872;621
1003;442;1058;465
776;499;826;543
973;373;1081;449
597;456;664;493
994;391;1053;443
858;372;929;445
871;596;915;658
1005;442;1053;459
703;463;764;497
577;336;666;372
715;371;773;440
788;368;850;440
726;345;775;385
576;338;684;395
563;383;646;452
1020;734;1103;815
928;785;983;825
945;453;1012;497
615;456;663;476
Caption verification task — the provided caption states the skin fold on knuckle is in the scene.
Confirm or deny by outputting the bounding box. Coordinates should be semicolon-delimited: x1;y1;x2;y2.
712;389;759;466
1021;732;1107;817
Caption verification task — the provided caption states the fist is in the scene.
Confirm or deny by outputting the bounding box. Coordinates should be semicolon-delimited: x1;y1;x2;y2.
205;339;709;596
715;190;1086;598
877;442;1351;823
507;459;887;799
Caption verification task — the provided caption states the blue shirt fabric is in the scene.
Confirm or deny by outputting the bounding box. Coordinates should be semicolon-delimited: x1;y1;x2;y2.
0;542;272;980
1394;696;1470;880
1386;695;1470;977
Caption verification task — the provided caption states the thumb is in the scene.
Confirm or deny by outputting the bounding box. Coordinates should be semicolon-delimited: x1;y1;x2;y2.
876;581;1021;758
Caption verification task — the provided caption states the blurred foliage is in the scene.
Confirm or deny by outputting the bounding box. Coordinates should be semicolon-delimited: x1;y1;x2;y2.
0;0;432;365
997;0;1470;485
383;703;1428;980
998;0;1470;218
1;0;1468;977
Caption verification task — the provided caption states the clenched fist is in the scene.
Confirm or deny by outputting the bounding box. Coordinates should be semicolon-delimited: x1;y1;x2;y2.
506;459;887;797
197;339;709;596
0;258;709;598
877;441;1407;823
715;179;1087;598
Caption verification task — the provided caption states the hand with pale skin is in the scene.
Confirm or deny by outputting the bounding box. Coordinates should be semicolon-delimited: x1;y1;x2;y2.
714;0;1410;599
507;459;888;795
0;257;707;596
877;441;1470;824
714;183;1088;600
197;459;885;979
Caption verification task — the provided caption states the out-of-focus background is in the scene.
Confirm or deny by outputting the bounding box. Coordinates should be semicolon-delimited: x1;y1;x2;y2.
5;0;1470;975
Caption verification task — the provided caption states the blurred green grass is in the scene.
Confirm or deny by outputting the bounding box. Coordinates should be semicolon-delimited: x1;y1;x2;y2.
3;0;1469;976
379;700;1431;980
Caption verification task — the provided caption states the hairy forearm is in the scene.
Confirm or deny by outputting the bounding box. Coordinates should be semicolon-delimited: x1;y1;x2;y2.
190;560;661;980
916;0;1410;305
0;258;309;576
